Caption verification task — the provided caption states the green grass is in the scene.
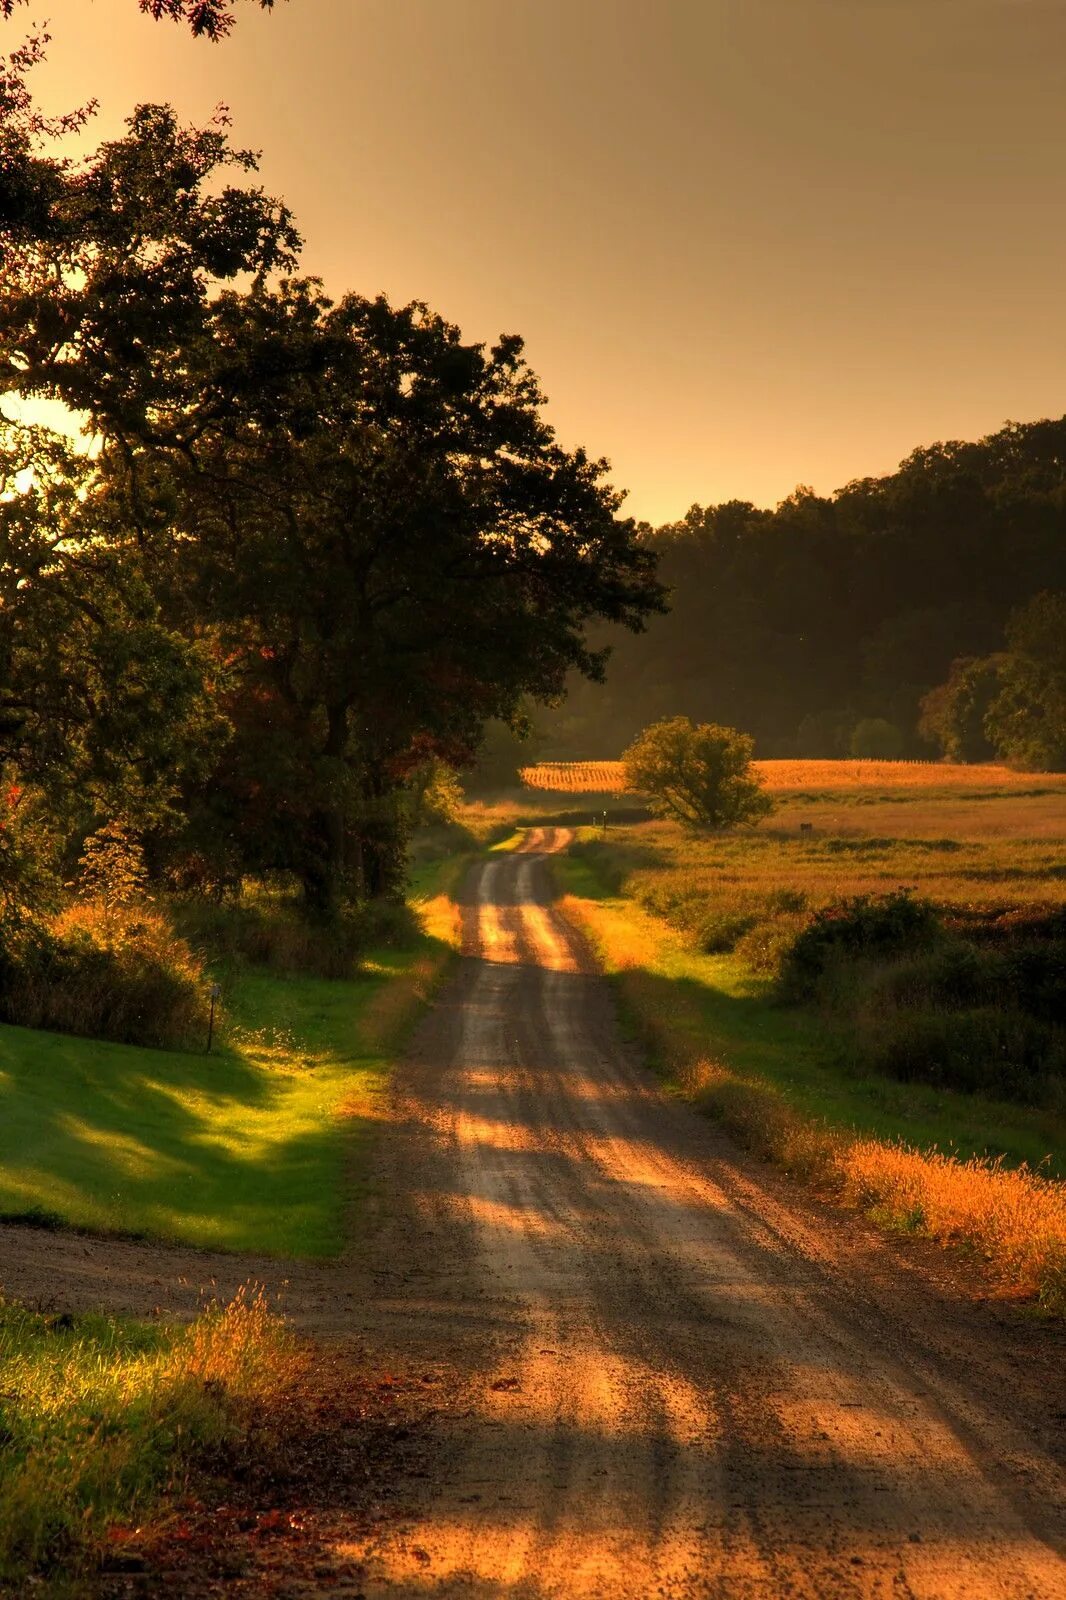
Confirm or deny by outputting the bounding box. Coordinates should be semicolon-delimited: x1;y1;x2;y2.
0;862;461;1256
0;1289;297;1591
557;851;1066;1177
489;829;526;852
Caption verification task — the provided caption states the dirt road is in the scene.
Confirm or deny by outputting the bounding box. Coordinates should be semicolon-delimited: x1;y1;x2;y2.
352;828;1066;1599
1;828;1064;1597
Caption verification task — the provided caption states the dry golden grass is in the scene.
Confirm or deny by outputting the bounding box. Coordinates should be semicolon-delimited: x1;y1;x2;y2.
754;760;1066;792
841;1139;1066;1311
522;758;1066;795
770;792;1066;842
581;817;1065;958
678;1055;1066;1312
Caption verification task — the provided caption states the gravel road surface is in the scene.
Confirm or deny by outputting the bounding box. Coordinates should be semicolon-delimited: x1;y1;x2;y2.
1;827;1063;1598
348;829;1066;1599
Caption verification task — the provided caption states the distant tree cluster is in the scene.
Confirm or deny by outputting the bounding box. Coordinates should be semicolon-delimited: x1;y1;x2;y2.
919;592;1066;771
544;425;1066;769
0;45;663;921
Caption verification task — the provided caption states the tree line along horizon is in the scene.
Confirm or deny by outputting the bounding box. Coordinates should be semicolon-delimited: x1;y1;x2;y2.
1;36;1064;969
529;433;1066;776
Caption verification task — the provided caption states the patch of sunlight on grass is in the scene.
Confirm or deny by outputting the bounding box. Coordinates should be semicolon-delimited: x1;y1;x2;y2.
489;830;526;852
0;856;462;1256
0;1290;300;1590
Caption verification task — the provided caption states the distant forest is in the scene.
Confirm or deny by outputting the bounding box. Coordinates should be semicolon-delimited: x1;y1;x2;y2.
538;417;1066;761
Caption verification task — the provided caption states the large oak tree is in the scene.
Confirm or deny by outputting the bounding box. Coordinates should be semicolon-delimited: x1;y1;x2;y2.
1;69;664;908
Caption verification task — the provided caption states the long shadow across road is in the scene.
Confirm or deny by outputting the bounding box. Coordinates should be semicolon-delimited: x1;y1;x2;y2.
355;829;1066;1599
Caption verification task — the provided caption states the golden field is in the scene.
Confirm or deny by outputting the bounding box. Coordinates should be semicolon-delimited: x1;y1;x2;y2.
522;758;1066;795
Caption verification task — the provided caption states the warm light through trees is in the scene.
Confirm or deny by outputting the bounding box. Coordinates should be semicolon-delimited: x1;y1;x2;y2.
0;44;664;914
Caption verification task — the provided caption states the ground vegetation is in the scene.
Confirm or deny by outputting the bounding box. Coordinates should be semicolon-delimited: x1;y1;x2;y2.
0;1288;299;1592
547;772;1066;1310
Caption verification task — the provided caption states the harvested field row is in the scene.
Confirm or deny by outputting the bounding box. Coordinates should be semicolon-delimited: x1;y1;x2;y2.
521;758;1066;794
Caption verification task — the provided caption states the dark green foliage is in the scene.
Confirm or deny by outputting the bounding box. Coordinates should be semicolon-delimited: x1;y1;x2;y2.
785;896;1066;1106
0;430;221;839
540;422;1066;758
918;593;1066;771
984;592;1066;771
849;717;905;759
0;917;209;1049
0;50;664;924
696;910;760;954
795;708;854;758
918;655;1004;762
0;786;60;925
145;281;660;911
465;718;542;792
873;940;1066;1023
862;1009;1062;1107
172;892;417;980
782;890;941;998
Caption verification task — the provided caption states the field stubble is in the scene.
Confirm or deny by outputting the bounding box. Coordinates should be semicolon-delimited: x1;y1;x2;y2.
522;756;1066;796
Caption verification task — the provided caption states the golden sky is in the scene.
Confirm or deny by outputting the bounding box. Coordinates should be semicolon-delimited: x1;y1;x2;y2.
13;0;1066;523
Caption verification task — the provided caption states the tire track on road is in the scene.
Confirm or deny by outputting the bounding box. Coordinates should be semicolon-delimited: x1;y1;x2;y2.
359;829;1066;1600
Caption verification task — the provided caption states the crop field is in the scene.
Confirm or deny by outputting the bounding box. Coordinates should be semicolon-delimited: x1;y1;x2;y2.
522;758;1066;795
522;761;627;792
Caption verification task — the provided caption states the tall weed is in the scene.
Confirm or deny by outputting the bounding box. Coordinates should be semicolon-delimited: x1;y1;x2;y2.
0;1288;300;1588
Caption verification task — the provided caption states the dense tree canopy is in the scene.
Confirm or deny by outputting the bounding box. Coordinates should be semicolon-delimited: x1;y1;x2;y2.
543;421;1066;761
983;593;1066;771
0;58;664;909
918;593;1066;771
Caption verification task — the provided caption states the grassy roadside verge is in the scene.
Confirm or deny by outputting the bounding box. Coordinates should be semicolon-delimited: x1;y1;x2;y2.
0;852;466;1257
0;848;475;1593
556;853;1066;1314
0;1288;299;1594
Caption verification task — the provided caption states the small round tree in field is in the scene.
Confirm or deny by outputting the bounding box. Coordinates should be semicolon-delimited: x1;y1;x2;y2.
621;717;773;829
